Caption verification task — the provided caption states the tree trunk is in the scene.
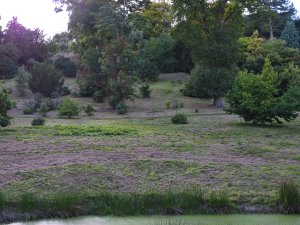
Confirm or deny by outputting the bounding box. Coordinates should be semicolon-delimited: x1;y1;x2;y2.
269;17;274;39
213;97;224;109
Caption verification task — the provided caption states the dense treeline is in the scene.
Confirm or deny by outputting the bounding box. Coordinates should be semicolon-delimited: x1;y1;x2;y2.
0;0;300;126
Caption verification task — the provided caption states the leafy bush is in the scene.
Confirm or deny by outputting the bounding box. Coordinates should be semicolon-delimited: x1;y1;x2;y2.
226;68;298;124
31;117;46;126
54;56;77;77
28;62;64;97
85;104;94;116
58;98;80;118
171;114;188;124
0;115;12;127
116;102;129;115
165;101;171;109
0;86;14;127
139;82;152;98
278;181;299;214
92;89;105;103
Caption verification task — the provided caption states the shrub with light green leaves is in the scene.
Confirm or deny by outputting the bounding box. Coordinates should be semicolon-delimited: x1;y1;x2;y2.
58;98;80;118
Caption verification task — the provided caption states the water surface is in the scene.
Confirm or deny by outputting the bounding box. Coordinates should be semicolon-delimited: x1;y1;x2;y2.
10;215;300;225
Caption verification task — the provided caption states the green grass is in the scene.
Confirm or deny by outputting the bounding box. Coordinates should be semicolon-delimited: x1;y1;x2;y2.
1;189;235;216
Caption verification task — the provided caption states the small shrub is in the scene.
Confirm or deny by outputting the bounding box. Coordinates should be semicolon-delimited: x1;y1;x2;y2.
116;102;129;115
165;101;171;109
85;104;94;116
171;114;188;124
38;102;49;117
31;117;46;126
0;115;11;127
279;181;299;214
62;86;71;96
92;89;105;103
23;106;36;115
59;98;80;118
44;98;61;111
195;109;199;113
139;82;152;98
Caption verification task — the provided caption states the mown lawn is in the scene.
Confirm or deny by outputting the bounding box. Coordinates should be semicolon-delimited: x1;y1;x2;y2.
1;114;299;206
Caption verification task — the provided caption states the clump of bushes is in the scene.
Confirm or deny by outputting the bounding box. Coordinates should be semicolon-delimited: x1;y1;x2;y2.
278;181;299;214
28;62;64;97
58;98;80;118
171;114;188;124
23;95;60;115
139;82;152;98
31;117;46;126
165;99;184;112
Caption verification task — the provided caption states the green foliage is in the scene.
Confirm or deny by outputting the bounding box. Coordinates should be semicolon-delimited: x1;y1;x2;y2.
15;67;29;97
58;98;80;118
171;114;188;124
31;117;46;126
281;21;300;49
141;2;173;37
4;18;48;64
85;104;94;116
226;62;299;124
28;62;64;97
0;42;20;79
183;65;236;99
141;33;175;73
244;0;296;39
54;56;77;77
108;74;135;110
278;181;299;214
0;86;14;127
139;82;152;98
136;60;160;81
116;101;129;115
0;55;18;79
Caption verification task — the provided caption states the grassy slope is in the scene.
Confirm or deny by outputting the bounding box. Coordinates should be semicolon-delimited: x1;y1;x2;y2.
0;73;299;207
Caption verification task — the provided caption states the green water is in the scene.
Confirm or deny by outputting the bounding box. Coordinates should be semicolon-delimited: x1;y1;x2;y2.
9;215;300;225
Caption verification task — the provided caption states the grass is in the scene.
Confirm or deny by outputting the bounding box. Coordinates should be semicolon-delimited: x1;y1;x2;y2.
1;189;235;216
278;181;299;214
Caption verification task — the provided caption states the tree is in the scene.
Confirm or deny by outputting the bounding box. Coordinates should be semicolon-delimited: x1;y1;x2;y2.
281;21;300;49
141;2;173;37
0;85;14;127
0;42;20;79
244;0;296;39
28;62;64;97
173;0;247;107
3;17;48;64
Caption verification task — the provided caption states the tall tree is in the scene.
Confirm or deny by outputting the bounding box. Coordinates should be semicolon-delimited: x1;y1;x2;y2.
3;17;48;64
281;21;300;49
245;0;296;39
173;0;249;107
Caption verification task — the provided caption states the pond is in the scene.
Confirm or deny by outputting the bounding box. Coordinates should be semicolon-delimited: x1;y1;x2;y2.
9;215;300;225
